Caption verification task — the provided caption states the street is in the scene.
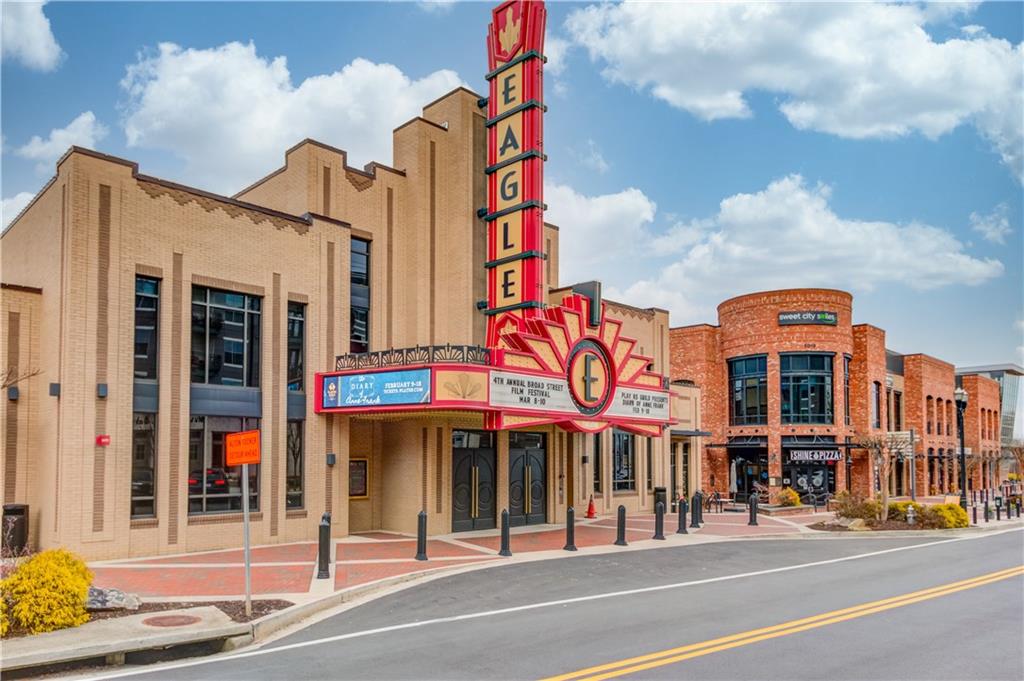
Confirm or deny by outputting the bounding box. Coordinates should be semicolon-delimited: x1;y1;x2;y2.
80;528;1024;681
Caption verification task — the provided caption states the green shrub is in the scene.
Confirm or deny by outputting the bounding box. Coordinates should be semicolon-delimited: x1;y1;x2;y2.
0;549;92;635
888;501;924;522
919;503;969;529
833;491;881;521
776;487;802;507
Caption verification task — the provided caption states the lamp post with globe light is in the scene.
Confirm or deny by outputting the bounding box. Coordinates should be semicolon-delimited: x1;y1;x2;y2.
954;387;969;513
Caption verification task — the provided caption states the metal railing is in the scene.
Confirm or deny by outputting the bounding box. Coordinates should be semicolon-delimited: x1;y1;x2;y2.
335;344;491;371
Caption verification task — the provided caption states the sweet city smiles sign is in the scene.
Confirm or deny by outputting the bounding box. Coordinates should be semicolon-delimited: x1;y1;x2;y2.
314;0;673;437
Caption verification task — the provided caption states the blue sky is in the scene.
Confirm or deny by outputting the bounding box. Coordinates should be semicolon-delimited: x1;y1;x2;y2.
2;1;1022;372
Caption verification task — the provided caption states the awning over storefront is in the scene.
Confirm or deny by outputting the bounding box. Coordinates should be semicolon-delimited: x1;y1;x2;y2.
670;429;711;437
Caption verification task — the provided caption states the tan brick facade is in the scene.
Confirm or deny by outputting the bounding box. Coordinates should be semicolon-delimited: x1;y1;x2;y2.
1;88;697;559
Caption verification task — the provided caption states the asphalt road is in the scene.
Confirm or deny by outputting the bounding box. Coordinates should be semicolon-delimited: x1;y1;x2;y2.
86;529;1024;681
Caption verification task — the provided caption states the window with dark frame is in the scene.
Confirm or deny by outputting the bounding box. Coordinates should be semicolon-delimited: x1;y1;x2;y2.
646;438;653;491
612;429;636;491
872;382;882;429
190;286;261;387
350;238;370;353
843;356;851;426
134;277;159;380
287;302;305;392
728;355;768;425
894;391;903;431
131;413;157;518
780;354;834;425
187;416;260;514
286;420;304;509
593;432;602;493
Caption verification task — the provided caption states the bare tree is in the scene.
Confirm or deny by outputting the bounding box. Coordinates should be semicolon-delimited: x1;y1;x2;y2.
859;433;915;522
1;366;40;390
1008;441;1024;479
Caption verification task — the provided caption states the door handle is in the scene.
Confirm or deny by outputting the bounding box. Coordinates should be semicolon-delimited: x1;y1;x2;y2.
472;466;478;518
525;466;531;515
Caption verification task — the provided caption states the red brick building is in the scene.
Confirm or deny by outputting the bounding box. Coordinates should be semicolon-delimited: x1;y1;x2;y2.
670;288;1002;502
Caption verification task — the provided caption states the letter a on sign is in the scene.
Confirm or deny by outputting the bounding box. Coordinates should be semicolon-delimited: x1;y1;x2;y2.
226;429;261;466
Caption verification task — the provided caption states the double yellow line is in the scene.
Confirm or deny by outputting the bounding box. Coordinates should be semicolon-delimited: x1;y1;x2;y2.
543;565;1024;681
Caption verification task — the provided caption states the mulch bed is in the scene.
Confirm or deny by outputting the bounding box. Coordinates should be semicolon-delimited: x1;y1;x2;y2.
89;598;293;623
809;520;937;532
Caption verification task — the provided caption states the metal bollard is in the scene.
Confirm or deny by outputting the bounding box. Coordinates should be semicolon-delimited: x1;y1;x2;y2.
690;493;701;528
653;502;666;540
748;493;759;526
973;505;978;525
997;505;1002;521
564;506;577;551
499;509;512;557
415;510;428;561
697;491;705;525
614;505;628;546
677;499;688;534
984;501;990;523
316;512;332;579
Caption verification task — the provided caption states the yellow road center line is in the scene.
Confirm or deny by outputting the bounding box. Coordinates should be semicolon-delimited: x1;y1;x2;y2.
542;566;1024;681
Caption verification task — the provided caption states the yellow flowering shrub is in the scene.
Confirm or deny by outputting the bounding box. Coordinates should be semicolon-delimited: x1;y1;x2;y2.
0;586;9;638
887;500;924;522
919;503;969;529
0;549;92;635
776;487;802;507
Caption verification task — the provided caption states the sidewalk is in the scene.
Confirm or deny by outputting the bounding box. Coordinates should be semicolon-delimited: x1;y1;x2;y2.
88;511;819;601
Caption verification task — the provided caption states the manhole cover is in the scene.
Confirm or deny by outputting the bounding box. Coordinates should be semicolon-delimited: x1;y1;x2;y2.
142;615;202;627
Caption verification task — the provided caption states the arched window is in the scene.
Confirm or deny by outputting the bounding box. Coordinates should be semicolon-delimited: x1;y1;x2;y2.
946;402;952;436
926;396;934;434
936;399;944;436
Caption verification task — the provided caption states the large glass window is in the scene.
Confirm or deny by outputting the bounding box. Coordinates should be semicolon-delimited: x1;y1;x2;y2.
188;416;260;514
612;429;636;491
350;238;370;353
728;356;768;425
780;354;834;424
286;420;304;509
287;302;305;392
646;438;653;491
872;382;882;429
131;413;157;518
593;432;602;493
191;287;261;387
134;277;159;380
843;356;851;426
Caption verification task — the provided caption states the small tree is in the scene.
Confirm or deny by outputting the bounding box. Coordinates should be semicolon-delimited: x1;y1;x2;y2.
858;433;914;522
1008;441;1024;478
1;366;40;390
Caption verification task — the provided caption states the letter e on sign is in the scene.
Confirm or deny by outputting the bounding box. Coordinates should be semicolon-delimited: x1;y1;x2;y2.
226;429;261;466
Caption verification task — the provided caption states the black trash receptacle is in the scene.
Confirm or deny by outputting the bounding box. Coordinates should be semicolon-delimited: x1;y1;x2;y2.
654;487;667;512
2;504;28;554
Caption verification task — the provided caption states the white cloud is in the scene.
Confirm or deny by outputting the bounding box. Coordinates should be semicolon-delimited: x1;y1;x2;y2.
15;111;108;172
1;0;62;71
565;2;1023;181
545;182;656;286
416;0;456;14
544;36;570;77
970;203;1013;244
573;139;610;174
550;175;1003;324
2;192;35;232
120;41;463;193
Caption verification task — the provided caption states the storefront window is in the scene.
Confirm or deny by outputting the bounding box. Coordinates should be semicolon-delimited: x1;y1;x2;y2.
350;238;370;353
286;420;304;509
780;354;833;424
191;286;261;387
287;302;305;392
188;416;260;514
646;438;653;491
131;413;157;517
593;432;602;493
728;355;767;425
134;277;159;380
612;429;635;491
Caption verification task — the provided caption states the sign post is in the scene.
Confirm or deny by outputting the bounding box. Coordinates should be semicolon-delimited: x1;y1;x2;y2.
225;429;261;617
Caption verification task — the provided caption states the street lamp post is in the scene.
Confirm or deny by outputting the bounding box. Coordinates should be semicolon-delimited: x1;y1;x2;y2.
954;387;968;513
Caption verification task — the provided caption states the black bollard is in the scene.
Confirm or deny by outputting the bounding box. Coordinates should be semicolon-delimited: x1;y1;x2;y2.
677;499;688;534
696;491;705;525
316;512;332;579
415;510;428;560
972;505;978;525
653;502;666;540
690;492;701;528
614;505;628;546
564;507;577;551
499;509;512;557
997;505;1002;521
984;501;990;523
748;493;759;526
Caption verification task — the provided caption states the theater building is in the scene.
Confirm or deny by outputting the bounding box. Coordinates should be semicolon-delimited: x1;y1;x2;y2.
670;289;1001;502
0;0;700;560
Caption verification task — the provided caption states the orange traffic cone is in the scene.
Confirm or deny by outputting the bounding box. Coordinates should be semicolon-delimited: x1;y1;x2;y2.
586;494;597;519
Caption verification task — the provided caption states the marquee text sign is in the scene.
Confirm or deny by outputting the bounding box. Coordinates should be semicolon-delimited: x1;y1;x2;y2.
787;449;842;462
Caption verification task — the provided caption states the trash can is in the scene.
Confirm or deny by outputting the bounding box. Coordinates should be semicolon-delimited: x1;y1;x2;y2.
654;486;667;512
2;504;28;554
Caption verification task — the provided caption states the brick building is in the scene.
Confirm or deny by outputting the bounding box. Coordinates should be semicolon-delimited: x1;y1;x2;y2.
670;288;1002;503
1;1;703;560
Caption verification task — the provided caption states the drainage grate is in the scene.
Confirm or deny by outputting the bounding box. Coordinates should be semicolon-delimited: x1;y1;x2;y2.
142;615;202;628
